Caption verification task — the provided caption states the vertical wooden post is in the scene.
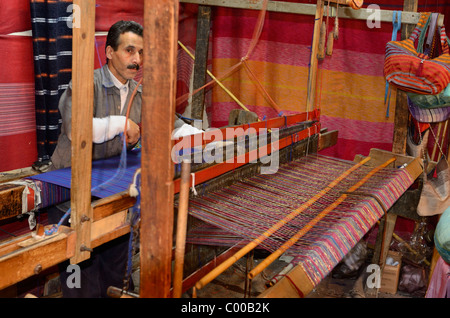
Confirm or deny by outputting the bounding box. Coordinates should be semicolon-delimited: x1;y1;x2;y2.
70;0;95;264
306;0;324;112
191;5;212;122
172;161;191;298
140;0;179;297
392;0;418;155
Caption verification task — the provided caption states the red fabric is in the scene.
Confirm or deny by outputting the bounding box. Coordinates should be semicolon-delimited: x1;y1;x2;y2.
319;138;393;162
0;36;34;83
94;35;107;69
0;133;37;172
0;0;31;35
0;36;37;172
209;0;450;162
95;0;144;32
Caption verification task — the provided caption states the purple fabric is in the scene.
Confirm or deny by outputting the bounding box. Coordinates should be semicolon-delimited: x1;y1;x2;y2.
408;96;450;123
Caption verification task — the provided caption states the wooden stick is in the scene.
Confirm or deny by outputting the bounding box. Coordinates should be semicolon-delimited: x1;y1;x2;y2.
248;157;396;279
191;5;212;121
326;31;334;56
392;0;418;155
178;41;252;114
194;156;372;290
70;0;95;264
306;0;324;112
140;0;178;298
318;21;326;60
437;120;448;162
172;161;192;298
431;122;442;161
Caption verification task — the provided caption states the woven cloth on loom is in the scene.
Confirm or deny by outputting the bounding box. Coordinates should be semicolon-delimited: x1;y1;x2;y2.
27;149;141;208
185;154;414;287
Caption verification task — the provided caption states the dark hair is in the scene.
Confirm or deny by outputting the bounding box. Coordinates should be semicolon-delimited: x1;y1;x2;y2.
105;20;143;63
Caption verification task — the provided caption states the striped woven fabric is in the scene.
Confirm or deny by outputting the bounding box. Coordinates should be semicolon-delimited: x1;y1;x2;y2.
30;0;73;164
206;2;450;162
185;154;414;287
384;12;450;95
31;179;70;210
0;34;37;172
0;83;36;138
408;96;450;123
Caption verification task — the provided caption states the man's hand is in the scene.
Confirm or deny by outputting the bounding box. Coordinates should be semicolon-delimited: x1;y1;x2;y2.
126;119;140;146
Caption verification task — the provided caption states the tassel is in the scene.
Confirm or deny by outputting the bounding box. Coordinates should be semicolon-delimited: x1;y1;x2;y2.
416;59;424;77
318;21;326;60
326;31;334;56
333;8;339;40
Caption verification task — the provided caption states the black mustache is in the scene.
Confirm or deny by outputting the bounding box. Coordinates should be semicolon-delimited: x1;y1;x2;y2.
127;64;140;71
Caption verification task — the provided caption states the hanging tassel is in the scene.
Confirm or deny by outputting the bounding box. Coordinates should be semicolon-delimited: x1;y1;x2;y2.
318;21;326;60
416;59;424;77
333;6;339;40
326;31;334;56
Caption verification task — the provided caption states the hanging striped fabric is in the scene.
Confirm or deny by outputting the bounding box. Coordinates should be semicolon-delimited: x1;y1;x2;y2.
30;0;73;166
384;12;450;95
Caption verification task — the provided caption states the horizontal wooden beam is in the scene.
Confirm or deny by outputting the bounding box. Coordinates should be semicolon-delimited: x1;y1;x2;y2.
92;192;136;222
0;226;76;290
0;205;131;291
180;0;444;26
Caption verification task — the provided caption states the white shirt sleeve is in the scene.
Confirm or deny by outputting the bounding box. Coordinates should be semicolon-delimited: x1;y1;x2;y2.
171;123;203;139
92;116;127;143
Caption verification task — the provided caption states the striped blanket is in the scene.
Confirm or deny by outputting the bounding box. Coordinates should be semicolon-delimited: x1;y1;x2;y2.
207;1;450;161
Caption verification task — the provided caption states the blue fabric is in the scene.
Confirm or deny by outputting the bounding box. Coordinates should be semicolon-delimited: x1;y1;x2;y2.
435;206;450;264
29;148;141;199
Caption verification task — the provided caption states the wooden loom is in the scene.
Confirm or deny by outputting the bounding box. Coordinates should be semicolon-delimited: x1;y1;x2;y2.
0;0;431;298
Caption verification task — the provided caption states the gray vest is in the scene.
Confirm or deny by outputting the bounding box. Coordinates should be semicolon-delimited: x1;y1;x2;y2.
50;64;142;170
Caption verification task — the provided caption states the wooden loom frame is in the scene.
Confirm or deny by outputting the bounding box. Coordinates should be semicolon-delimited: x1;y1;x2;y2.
0;0;434;297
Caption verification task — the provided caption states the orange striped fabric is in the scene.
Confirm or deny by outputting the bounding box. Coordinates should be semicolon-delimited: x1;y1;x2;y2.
384;12;450;95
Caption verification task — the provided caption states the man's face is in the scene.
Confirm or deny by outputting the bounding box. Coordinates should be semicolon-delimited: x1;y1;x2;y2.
106;31;143;84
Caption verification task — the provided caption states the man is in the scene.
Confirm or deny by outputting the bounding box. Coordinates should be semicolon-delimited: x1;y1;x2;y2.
48;20;144;298
51;20;142;170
